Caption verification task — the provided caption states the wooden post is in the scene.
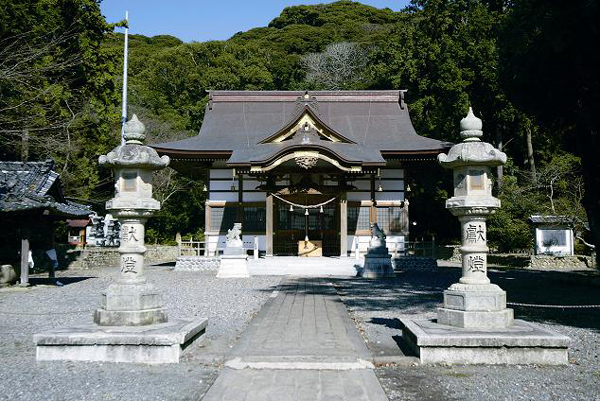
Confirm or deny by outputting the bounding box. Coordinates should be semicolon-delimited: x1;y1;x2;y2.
266;194;273;257
370;174;376;224
21;129;29;161
340;195;348;257
254;236;259;260
237;174;243;232
20;229;30;287
204;201;213;256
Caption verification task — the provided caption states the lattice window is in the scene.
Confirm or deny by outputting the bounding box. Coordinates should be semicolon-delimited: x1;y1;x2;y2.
348;205;370;232
377;207;407;234
244;206;266;232
210;207;236;233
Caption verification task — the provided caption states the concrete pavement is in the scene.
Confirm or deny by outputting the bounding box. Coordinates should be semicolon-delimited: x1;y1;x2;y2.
202;278;388;400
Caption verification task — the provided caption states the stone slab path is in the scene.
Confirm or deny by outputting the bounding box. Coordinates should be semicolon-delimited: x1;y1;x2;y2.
247;257;360;277
202;278;388;400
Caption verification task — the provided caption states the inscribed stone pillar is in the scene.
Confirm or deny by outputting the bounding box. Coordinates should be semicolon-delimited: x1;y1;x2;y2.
437;108;513;328
94;114;170;326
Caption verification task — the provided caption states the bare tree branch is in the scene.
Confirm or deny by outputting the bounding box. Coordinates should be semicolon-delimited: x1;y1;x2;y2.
301;42;368;89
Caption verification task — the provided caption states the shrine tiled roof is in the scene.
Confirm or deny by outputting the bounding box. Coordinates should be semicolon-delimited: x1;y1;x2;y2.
152;91;452;165
0;160;91;217
529;215;574;226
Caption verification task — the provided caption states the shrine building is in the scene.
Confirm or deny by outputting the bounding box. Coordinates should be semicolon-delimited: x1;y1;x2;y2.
153;91;451;257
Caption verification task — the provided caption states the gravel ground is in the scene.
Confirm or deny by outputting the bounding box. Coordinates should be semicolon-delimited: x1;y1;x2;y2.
334;265;600;401
0;266;280;401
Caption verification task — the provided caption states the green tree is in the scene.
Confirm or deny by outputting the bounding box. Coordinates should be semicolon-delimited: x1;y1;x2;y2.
499;0;600;262
0;0;121;199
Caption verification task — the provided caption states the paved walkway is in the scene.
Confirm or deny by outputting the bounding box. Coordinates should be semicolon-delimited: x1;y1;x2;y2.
202;278;388;400
247;257;360;277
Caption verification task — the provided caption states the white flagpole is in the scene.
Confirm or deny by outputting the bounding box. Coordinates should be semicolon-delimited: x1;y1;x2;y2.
120;11;129;145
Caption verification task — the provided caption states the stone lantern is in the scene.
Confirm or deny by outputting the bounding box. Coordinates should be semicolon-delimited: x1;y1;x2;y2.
95;114;170;325
35;116;207;364
436;108;512;328
399;108;569;365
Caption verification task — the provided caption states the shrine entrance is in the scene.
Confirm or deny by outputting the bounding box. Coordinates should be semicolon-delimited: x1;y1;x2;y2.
273;196;340;256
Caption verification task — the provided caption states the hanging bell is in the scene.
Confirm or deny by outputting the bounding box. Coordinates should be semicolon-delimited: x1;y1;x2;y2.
305;209;309;216
319;205;324;213
377;183;383;192
289;204;294;212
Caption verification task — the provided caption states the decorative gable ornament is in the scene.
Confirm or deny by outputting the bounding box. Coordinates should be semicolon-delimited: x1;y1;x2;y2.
259;104;355;145
295;155;319;169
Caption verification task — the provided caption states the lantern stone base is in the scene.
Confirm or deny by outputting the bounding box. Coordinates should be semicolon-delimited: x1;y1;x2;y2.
399;318;570;365
361;253;395;279
437;308;514;329
34;317;207;364
438;283;514;328
93;282;168;326
217;254;249;278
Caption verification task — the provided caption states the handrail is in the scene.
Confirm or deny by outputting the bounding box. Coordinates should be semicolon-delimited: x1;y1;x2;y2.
179;237;260;258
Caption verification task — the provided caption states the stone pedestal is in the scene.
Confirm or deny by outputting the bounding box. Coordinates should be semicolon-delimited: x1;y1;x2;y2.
400;318;569;365
400;108;569;364
94;282;168;326
217;254;249;278
34;115;207;363
438;283;513;328
362;254;394;278
217;223;250;278
35;318;207;364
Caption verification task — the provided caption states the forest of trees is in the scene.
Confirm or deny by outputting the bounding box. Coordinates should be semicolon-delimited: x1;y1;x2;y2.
0;0;598;256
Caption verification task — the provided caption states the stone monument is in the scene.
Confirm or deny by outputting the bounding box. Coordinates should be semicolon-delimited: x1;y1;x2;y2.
361;223;395;278
400;108;570;364
217;222;250;278
34;115;207;363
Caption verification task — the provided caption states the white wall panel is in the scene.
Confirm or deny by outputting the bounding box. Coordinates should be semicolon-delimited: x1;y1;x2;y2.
349;234;406;256
210;181;236;191
375;191;404;201
352;181;371;190
380;180;404;191
243;192;266;202
243;180;262;190
216;234;266;251
381;169;404;179
210;169;234;179
347;192;371;202
209;192;238;202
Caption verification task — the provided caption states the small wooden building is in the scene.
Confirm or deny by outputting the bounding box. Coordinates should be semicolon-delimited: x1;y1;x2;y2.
153;91;451;257
529;215;575;256
66;218;91;246
0;160;90;284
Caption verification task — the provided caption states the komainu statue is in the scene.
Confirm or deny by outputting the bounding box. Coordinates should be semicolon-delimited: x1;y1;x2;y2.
368;223;387;253
226;223;243;249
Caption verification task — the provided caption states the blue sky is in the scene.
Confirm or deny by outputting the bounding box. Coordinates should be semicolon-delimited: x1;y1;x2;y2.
100;0;411;42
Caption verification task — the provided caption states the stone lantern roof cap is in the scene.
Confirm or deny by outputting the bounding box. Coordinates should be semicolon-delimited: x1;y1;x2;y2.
99;115;170;170
123;114;146;144
459;107;483;141
438;108;506;168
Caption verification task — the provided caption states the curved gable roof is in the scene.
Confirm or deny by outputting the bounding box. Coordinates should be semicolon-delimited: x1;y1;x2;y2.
152;91;452;162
